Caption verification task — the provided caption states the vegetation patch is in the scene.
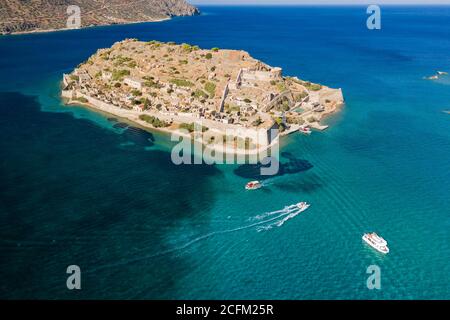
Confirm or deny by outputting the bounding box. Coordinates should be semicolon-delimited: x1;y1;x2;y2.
179;123;209;133
73;96;88;103
112;69;130;81
170;78;194;88
204;82;216;98
194;89;209;99
303;81;322;91
139;114;169;128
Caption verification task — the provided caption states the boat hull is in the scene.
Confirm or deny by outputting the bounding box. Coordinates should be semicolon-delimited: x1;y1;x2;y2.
362;235;389;254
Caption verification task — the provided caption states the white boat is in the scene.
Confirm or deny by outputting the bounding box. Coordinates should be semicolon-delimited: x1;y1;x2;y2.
245;181;262;190
362;233;389;254
299;125;312;135
437;71;448;75
296;202;310;212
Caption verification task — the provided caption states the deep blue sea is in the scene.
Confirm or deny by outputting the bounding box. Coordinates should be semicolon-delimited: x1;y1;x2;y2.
0;6;449;299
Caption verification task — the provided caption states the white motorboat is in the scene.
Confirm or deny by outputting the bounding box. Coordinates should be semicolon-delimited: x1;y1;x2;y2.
296;202;310;212
299;125;312;135
245;181;262;190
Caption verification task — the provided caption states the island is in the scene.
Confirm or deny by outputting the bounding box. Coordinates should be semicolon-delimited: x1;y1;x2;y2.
62;39;344;154
0;0;198;35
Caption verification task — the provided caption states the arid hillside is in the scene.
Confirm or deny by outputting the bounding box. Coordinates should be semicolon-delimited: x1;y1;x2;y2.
0;0;199;34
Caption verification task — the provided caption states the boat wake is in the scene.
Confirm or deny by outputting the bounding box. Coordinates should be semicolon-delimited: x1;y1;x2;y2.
86;203;308;272
252;204;306;231
251;204;301;221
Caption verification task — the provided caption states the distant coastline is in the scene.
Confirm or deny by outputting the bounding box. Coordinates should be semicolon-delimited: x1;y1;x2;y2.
0;0;199;36
3;18;170;36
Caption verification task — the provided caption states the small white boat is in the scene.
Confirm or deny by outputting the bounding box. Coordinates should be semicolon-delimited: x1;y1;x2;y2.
362;233;389;254
299;125;312;135
245;181;262;190
437;71;448;75
296;202;310;212
427;75;439;80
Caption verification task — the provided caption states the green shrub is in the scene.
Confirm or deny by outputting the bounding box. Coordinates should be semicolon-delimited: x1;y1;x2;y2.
170;78;194;87
139;114;169;128
181;43;192;52
205;53;213;60
179;123;209;133
131;89;142;96
146;41;161;48
112;69;130;81
144;79;163;89
225;104;240;113
113;55;133;67
304;82;322;91
212;47;219;52
204;82;216;98
277;82;287;92
74;96;88;103
194;89;209;99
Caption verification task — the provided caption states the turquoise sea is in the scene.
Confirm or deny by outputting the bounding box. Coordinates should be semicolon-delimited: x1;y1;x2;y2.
0;6;449;299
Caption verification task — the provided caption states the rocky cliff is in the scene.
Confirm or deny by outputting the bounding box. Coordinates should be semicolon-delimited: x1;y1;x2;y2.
0;0;199;34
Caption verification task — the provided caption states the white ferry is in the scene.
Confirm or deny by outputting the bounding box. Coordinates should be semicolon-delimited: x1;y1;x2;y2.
296;202;310;212
245;181;262;190
299;125;312;135
362;233;389;254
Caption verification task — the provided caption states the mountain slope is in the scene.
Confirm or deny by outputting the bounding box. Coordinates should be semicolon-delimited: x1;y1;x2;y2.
0;0;199;34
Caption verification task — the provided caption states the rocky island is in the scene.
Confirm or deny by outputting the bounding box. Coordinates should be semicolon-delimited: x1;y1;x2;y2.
62;39;344;153
0;0;198;35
